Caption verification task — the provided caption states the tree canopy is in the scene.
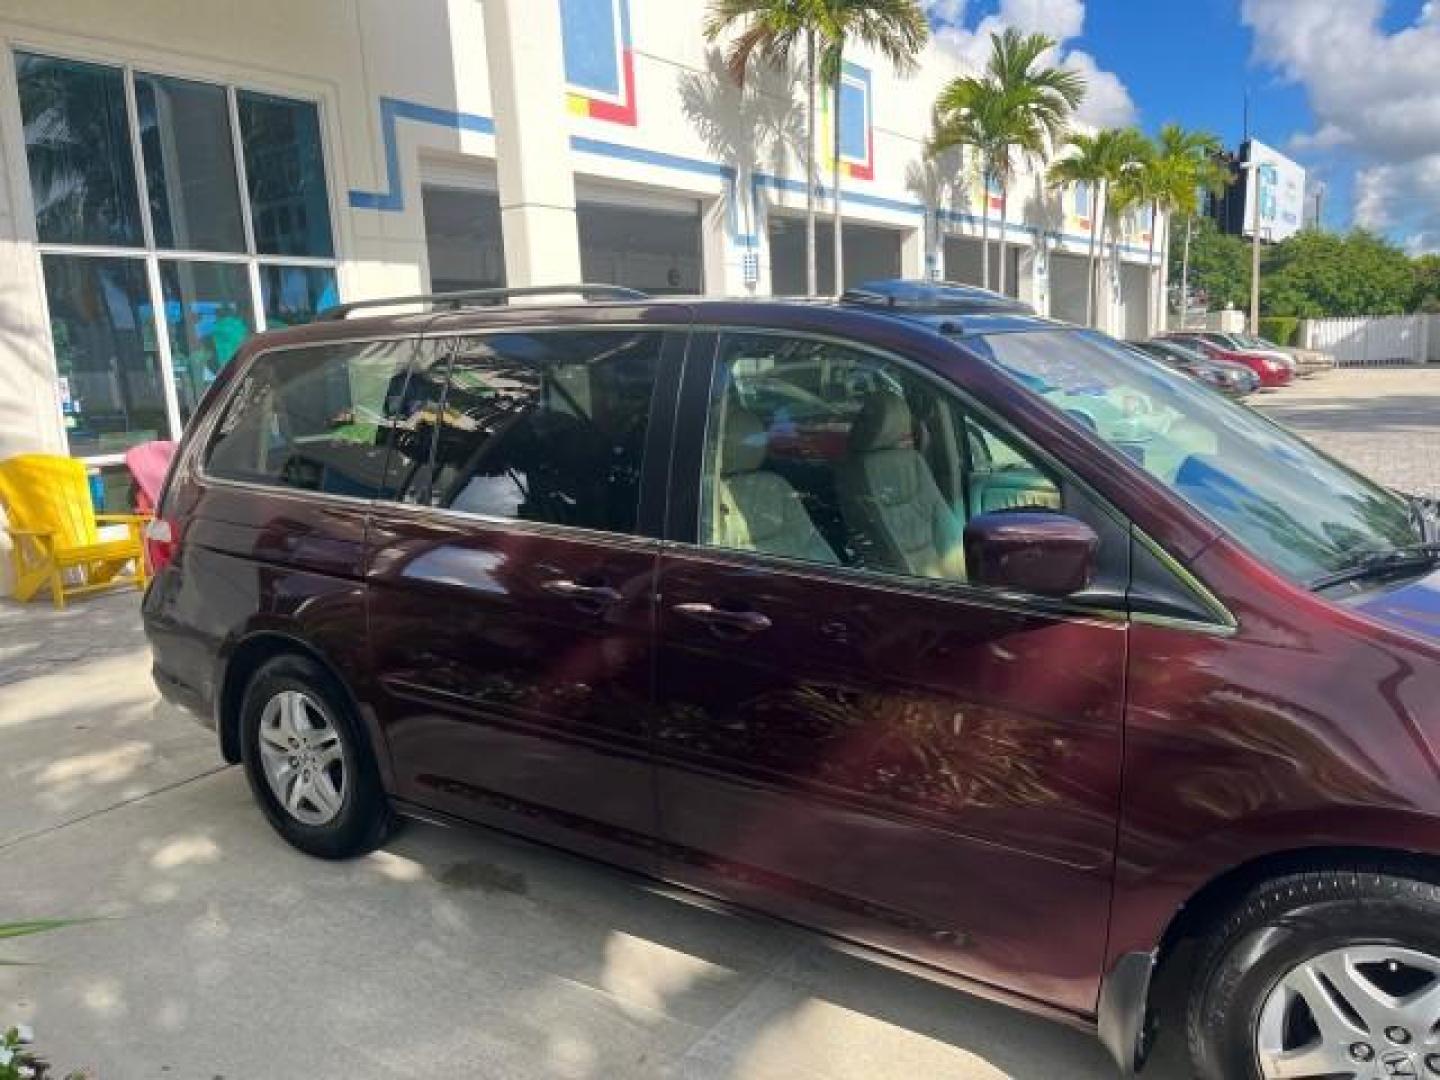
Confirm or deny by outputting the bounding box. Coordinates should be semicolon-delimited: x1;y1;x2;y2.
1168;219;1436;318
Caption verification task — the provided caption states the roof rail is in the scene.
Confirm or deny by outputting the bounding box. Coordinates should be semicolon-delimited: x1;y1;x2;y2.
840;279;1033;315
317;283;650;321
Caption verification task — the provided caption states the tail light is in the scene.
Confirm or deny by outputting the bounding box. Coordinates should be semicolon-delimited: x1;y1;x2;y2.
144;517;181;574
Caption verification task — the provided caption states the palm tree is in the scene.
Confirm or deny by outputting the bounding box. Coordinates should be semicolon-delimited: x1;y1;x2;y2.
1151;124;1229;328
979;30;1084;297
931;30;1084;297
927;98;998;288
1048;126;1150;325
812;0;929;294
1122;124;1225;332
705;1;822;295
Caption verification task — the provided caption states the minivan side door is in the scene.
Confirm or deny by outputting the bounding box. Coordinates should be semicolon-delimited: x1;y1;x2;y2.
366;325;681;870
651;330;1128;1015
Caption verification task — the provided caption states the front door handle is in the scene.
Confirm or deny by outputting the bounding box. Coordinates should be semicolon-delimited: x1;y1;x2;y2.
672;602;772;635
541;579;623;607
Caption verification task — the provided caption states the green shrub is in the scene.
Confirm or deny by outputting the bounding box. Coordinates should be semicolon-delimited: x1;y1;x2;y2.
1258;315;1299;346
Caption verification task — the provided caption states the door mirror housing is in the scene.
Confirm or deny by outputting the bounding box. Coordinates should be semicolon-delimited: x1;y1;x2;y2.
964;511;1099;598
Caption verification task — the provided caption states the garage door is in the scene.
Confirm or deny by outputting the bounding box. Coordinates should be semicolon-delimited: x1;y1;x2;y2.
1049;252;1090;325
576;184;705;295
423;184;507;293
769;217;905;295
943;236;1018;296
1119;262;1150;341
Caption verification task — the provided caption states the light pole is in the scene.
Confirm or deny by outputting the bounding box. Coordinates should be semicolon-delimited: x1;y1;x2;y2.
1245;159;1276;335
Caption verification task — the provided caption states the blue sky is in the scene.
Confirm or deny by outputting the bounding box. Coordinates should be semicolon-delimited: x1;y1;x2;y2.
923;1;1440;251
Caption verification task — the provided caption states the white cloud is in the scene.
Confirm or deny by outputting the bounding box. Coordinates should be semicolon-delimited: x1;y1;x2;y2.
991;0;1085;41
925;0;1137;129
1062;49;1137;128
1242;0;1440;252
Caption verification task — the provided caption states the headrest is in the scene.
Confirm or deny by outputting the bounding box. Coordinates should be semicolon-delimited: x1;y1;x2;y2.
848;393;913;454
721;408;769;474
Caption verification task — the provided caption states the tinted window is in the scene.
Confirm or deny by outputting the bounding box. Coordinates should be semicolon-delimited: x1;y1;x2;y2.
160;260;257;422
135;73;245;252
237;91;333;257
700;333;1059;583
42;254;166;456
389;331;661;534
16;53;142;246
206;339;414;497
259;265;339;328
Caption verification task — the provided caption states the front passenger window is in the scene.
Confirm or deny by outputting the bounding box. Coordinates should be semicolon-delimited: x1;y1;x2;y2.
699;333;1060;586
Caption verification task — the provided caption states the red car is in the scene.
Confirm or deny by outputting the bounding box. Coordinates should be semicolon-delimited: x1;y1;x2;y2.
1166;332;1294;387
145;280;1440;1080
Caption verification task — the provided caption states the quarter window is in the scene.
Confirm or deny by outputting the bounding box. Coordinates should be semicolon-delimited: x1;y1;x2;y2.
700;333;1060;584
388;331;662;535
205;340;414;498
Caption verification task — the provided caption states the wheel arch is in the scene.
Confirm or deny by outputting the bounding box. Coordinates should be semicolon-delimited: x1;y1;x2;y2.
1111;842;1440;1075
216;631;370;768
1154;845;1440;968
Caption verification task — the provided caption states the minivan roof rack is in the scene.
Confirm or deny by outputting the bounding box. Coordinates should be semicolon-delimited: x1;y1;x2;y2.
840;279;1034;315
318;283;650;321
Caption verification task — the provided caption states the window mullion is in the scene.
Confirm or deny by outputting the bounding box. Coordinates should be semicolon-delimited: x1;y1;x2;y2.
120;64;156;252
144;255;184;442
229;85;258;257
248;260;266;334
124;65;184;443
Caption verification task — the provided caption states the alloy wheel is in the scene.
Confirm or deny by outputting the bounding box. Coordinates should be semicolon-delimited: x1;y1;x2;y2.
256;689;348;827
1256;945;1440;1078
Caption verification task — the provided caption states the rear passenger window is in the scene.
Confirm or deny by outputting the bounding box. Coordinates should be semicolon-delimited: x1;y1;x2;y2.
392;330;661;535
205;339;415;497
699;333;1060;584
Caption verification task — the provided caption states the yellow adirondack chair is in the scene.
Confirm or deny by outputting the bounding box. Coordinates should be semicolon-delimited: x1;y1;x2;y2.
0;454;149;609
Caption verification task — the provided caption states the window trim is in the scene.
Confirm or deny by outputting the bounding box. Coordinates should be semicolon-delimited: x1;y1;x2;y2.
6;41;342;465
678;326;1234;632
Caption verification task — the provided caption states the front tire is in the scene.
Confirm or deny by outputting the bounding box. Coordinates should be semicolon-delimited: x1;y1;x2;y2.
239;653;393;859
1187;867;1440;1080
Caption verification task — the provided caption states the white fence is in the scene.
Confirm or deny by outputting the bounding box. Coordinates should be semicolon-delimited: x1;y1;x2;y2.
1300;315;1440;367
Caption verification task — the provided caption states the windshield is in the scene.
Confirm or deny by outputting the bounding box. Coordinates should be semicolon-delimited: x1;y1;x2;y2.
971;329;1420;585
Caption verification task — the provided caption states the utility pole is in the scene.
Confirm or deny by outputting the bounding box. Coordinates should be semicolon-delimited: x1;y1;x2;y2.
1180;214;1194;328
1247;161;1266;335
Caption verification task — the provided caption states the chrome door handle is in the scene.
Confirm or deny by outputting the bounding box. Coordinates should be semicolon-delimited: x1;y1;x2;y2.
672;602;772;634
541;579;623;605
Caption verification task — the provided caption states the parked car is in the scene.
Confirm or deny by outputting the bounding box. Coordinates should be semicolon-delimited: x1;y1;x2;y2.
1164;332;1294;387
1131;339;1259;397
144;280;1440;1080
1231;332;1336;377
1178;330;1298;377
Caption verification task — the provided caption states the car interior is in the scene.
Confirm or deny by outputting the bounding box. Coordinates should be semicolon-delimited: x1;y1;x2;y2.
704;337;1062;582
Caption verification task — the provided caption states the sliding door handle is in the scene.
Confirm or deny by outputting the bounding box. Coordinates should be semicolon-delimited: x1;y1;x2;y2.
541;579;623;606
672;602;772;634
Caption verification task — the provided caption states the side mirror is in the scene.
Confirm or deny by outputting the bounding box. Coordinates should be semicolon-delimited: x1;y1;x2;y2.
963;510;1099;597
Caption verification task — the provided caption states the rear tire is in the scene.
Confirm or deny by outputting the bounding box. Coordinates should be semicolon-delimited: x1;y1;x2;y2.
1187;866;1440;1080
238;653;393;859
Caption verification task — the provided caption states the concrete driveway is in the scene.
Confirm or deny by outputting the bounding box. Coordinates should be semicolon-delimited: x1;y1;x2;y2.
0;593;1197;1080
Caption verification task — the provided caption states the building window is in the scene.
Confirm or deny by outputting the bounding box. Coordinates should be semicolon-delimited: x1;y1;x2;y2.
14;50;339;463
16;53;143;247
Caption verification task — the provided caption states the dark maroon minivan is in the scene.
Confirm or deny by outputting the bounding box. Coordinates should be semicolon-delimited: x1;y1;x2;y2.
143;281;1440;1080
